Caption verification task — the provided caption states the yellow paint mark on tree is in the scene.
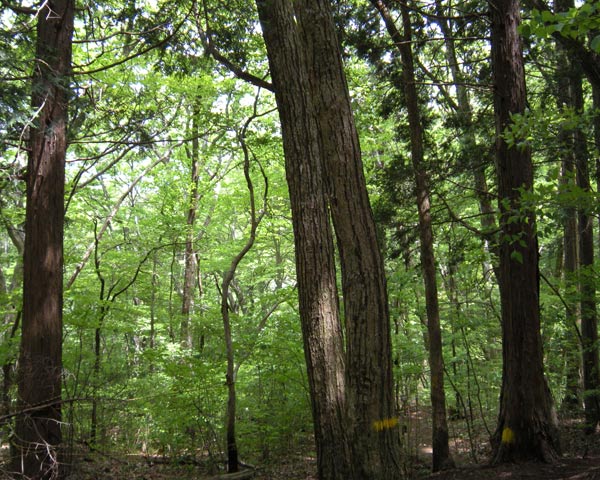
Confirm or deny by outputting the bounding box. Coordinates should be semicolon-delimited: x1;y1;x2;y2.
501;426;515;444
373;417;399;432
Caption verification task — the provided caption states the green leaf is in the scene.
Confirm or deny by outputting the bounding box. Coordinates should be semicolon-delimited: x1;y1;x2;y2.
541;10;555;22
519;23;532;37
591;34;600;53
510;250;524;264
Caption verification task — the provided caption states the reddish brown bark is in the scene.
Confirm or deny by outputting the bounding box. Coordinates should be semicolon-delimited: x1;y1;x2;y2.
12;1;74;478
489;0;560;463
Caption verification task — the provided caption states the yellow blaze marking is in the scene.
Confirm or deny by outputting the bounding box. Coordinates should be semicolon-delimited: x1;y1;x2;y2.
373;417;399;432
501;426;515;444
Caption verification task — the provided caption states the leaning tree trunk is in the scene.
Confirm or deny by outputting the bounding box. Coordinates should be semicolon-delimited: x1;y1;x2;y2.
488;0;560;463
255;2;352;478
12;1;74;478
296;2;401;478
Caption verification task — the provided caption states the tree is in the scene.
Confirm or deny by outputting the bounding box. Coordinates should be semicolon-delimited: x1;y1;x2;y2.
12;0;74;478
488;0;561;463
297;2;401;477
255;2;352;478
219;101;268;473
180;101;201;349
574;82;600;432
370;0;453;471
256;1;401;478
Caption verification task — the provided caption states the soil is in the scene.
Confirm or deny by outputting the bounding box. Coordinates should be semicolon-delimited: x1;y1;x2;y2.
423;419;600;480
3;416;600;479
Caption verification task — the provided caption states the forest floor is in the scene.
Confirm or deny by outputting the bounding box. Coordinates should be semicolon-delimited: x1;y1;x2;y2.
3;416;600;479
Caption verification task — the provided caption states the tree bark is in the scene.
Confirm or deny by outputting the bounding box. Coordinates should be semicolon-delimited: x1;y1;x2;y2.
255;2;352;478
12;1;74;478
488;0;561;463
296;2;402;477
400;2;453;471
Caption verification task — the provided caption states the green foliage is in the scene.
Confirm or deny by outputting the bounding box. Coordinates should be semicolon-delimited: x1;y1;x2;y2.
1;0;600;471
522;2;600;52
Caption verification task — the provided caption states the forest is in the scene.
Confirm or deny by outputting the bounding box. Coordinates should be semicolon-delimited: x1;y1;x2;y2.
1;0;600;479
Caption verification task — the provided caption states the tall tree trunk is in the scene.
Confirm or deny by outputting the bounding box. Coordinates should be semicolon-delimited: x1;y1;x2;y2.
372;0;453;471
554;12;581;412
560;158;581;412
488;0;560;463
255;2;352;478
12;1;74;478
297;2;401;477
572;72;600;433
399;2;453;471
181;103;201;349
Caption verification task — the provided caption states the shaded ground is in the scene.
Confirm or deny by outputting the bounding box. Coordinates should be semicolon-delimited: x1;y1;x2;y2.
423;420;600;480
3;416;600;479
425;458;600;480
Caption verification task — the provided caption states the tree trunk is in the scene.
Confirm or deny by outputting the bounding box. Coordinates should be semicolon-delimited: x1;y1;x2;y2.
181;103;201;349
372;0;453;471
400;2;453;471
553;14;581;413
488;0;560;463
297;2;401;477
12;1;74;478
572;74;600;433
219;110;267;473
255;2;352;478
560;159;581;412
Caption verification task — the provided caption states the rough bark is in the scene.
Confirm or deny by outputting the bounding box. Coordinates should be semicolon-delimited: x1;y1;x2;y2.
255;2;352;478
297;2;402;478
12;1;74;478
488;0;561;463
